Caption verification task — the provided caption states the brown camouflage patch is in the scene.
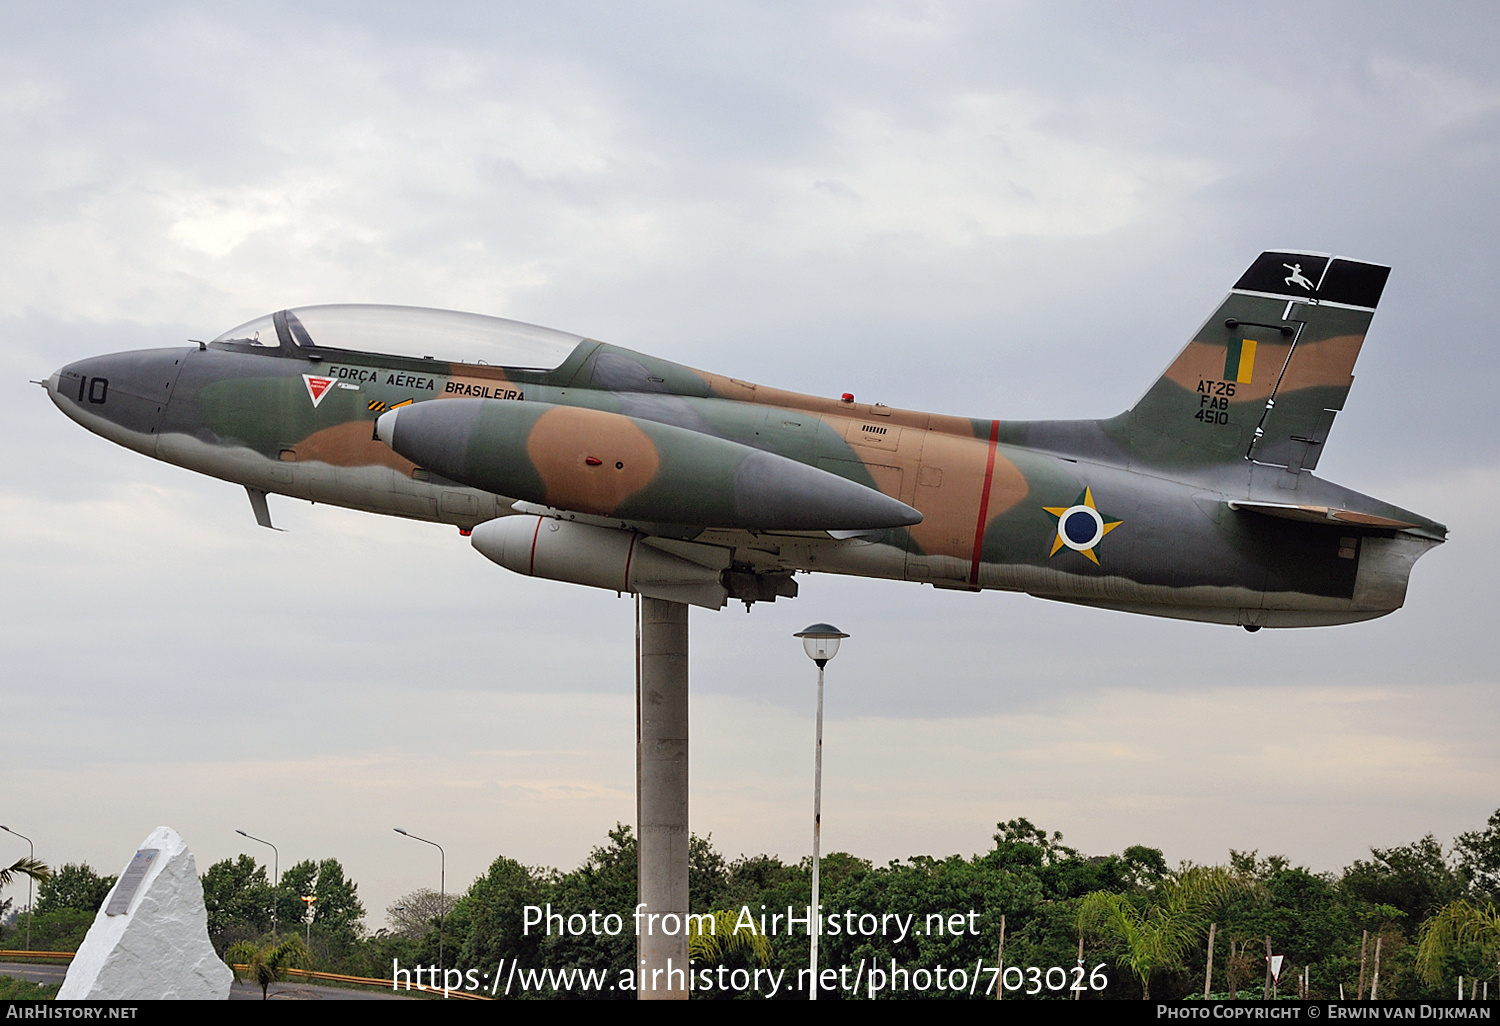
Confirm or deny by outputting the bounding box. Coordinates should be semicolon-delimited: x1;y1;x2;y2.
526;405;660;515
1275;333;1365;392
282;420;416;473
906;431;1028;559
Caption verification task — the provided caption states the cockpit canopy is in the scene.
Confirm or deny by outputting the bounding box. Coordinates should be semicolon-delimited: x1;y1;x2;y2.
211;304;586;370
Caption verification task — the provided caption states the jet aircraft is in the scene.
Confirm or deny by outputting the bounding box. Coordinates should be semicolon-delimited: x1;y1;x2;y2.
46;250;1445;629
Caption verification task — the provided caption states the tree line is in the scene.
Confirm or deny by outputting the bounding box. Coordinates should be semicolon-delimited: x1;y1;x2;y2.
3;810;1497;1000
2;856;365;962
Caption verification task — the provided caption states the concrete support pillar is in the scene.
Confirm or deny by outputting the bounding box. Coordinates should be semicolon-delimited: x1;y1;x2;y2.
636;596;689;999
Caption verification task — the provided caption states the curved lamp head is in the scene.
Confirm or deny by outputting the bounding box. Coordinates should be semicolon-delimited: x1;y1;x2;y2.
794;624;849;667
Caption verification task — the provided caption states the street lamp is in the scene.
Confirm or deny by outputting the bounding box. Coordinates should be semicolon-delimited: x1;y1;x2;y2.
0;826;35;951
235;830;279;934
395;829;446;968
793;623;848;1001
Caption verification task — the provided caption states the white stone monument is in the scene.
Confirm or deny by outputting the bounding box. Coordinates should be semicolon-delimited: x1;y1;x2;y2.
58;826;232;1000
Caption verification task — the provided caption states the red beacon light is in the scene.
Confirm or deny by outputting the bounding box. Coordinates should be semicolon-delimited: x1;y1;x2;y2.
840;393;854;403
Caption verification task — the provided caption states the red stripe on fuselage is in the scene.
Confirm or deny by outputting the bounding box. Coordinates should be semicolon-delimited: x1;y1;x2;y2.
968;420;1000;589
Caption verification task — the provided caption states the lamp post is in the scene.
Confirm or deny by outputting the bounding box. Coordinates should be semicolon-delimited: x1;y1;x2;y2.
235;830;279;934
793;623;848;1002
0;826;35;951
395;829;446;969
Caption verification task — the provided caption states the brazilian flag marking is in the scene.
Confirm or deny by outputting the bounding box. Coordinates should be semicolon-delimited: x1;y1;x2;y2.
1223;338;1257;384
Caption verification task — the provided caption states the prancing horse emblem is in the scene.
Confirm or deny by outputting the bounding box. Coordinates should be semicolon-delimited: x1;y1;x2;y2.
1284;262;1316;291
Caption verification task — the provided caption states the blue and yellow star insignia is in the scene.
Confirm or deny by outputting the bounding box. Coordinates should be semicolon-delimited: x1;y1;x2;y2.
1043;487;1122;565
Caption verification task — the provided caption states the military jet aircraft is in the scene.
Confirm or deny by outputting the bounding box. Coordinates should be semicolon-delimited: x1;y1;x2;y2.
46;250;1444;629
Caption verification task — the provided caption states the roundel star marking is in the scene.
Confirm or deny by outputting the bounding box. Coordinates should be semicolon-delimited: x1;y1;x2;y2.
1043;487;1122;565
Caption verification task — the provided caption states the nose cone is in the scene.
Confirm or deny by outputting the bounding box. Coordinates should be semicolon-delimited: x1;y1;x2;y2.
48;357;103;421
48;348;189;454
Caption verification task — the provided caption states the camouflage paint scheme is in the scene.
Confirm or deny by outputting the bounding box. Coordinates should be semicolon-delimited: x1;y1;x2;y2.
47;251;1445;628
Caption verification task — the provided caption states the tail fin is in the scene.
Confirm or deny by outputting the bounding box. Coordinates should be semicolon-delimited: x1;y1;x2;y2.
1118;251;1390;472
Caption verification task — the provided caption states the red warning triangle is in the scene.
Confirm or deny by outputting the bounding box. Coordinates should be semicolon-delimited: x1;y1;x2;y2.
303;374;336;408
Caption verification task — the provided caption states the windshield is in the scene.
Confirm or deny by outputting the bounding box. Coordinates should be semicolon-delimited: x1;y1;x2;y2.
212;304;585;370
213;314;281;347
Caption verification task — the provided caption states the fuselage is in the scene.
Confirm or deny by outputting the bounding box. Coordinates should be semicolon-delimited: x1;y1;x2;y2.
46;289;1445;628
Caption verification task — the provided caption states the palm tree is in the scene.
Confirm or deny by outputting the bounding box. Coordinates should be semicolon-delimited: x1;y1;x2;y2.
225;935;309;1000
1416;900;1500;990
1078;865;1250;1000
0;858;50;891
1;857;50;949
687;910;773;967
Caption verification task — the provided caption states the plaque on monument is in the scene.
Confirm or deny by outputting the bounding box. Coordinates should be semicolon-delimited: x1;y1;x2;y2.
104;848;158;915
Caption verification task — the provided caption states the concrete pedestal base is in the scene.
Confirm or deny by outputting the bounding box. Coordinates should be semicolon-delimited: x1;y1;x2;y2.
636;597;689;1000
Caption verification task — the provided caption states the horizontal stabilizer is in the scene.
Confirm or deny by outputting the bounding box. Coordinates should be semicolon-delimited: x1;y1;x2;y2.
1227;501;1417;530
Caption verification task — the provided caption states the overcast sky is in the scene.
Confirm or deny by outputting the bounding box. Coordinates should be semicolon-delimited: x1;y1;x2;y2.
3;2;1497;927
